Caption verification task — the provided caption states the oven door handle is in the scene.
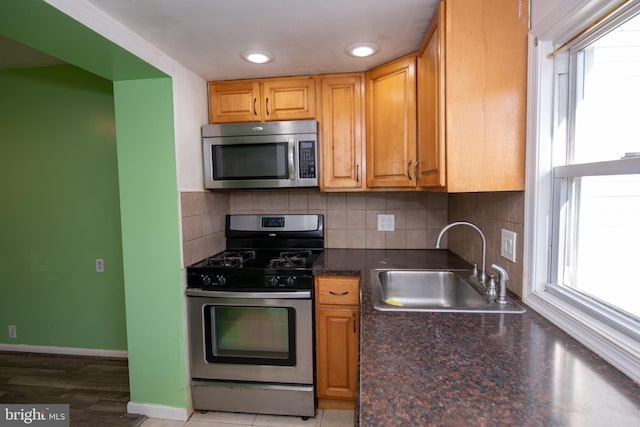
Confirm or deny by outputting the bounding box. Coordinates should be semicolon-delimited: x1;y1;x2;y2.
186;289;311;299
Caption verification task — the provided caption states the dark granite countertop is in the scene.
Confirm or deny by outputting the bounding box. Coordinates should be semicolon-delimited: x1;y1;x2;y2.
314;249;640;426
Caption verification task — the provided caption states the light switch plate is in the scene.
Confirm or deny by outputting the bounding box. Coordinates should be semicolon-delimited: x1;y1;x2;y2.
377;214;395;231
500;229;517;262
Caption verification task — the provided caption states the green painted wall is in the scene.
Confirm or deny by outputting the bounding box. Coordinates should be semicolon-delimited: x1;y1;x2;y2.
0;0;165;81
113;78;186;407
0;65;127;350
1;0;188;411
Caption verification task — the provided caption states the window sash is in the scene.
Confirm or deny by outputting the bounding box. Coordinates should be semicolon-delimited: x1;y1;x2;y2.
554;157;640;177
550;169;640;341
548;3;640;340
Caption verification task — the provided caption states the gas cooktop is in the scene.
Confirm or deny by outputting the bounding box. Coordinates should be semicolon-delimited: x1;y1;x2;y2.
186;214;324;291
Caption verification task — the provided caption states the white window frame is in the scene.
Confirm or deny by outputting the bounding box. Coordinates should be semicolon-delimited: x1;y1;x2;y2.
524;0;640;384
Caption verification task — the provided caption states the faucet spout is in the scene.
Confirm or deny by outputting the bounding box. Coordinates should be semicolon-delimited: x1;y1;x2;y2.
435;221;487;284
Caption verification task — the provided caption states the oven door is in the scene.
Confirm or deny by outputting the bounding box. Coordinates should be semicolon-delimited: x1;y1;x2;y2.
187;290;313;384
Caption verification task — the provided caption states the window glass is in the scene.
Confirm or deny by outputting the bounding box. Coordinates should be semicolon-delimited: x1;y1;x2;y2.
572;14;640;164
213;306;290;358
564;174;640;318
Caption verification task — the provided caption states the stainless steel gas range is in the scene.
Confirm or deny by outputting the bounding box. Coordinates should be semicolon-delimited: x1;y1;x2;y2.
186;214;323;418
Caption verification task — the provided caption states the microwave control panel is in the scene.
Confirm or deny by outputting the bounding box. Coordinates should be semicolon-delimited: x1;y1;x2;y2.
299;140;316;178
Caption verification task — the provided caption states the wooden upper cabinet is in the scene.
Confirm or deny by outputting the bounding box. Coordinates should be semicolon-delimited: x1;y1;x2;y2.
208;80;261;123
208;77;316;123
432;0;528;192
416;0;446;189
319;74;365;191
261;77;316;121
365;54;417;189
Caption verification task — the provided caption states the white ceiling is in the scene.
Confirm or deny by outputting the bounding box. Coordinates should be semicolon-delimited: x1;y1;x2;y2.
0;0;438;80
81;0;439;81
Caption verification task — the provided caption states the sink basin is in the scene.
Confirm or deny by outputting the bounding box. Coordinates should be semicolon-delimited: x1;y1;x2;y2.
371;269;525;313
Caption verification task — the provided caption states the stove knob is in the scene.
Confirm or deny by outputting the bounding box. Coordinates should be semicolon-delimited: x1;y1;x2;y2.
216;275;226;286
269;276;280;287
286;277;296;287
201;275;211;286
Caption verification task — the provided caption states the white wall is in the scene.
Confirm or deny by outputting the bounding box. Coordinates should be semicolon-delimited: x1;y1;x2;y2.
45;0;207;191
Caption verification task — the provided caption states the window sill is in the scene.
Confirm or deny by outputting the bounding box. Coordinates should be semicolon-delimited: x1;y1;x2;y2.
524;290;640;384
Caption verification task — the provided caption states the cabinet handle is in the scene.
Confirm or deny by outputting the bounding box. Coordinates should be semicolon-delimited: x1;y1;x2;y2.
413;160;421;182
329;290;349;296
266;98;270;115
356;164;360;183
253;98;257;116
407;160;413;181
353;313;356;333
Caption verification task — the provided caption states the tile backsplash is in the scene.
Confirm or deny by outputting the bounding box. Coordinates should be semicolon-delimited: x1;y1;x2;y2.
179;189;525;297
229;190;448;249
180;190;448;264
447;192;525;296
180;191;230;266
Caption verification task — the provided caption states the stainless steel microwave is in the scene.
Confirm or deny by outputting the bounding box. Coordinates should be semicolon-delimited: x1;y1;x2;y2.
202;120;318;190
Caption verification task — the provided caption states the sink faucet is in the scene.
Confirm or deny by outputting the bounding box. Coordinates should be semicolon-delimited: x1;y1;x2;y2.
490;264;510;304
435;221;487;285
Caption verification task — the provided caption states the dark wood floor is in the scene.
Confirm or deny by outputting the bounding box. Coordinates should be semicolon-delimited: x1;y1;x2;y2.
0;351;146;426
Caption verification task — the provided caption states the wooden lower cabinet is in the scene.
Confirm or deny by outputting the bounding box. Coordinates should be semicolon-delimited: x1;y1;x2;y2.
314;276;360;409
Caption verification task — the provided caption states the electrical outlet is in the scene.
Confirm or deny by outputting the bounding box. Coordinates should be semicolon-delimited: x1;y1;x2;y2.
500;229;517;263
8;325;16;339
377;214;395;232
96;258;104;273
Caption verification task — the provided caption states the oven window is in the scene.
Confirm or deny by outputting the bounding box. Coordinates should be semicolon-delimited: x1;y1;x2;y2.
204;305;296;366
212;143;289;180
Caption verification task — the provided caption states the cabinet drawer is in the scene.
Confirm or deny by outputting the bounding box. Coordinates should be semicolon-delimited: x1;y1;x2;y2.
316;276;360;305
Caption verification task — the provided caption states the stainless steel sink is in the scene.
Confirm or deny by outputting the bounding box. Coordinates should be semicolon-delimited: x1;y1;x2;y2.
371;269;525;313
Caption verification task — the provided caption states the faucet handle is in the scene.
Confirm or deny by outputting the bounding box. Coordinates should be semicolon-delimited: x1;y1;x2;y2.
487;274;497;298
471;262;478;277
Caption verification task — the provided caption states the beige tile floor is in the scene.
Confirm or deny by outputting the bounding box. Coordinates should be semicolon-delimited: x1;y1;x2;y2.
141;409;354;427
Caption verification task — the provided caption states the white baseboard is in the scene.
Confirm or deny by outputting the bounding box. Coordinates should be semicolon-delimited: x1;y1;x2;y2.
0;343;127;359
127;402;189;421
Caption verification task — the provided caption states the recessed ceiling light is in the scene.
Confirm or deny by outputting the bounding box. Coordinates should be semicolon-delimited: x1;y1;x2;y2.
346;42;379;58
241;49;274;64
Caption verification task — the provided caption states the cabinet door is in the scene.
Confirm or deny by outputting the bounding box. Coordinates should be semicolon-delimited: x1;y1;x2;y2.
417;0;446;189
316;306;359;400
366;54;417;188
444;0;527;191
320;74;365;191
208;80;261;123
261;77;316;121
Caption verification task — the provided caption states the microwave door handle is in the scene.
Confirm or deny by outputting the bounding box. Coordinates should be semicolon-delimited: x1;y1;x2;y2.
288;139;295;179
